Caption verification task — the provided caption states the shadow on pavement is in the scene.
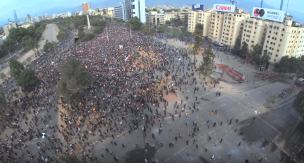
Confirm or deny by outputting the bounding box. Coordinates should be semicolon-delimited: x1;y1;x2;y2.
125;146;157;163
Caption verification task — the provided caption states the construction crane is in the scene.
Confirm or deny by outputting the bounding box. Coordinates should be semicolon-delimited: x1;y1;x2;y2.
226;0;238;5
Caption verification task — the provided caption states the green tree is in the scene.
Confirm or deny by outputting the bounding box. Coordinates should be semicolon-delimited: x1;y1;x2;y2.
56;58;95;103
250;44;263;63
297;55;304;77
16;69;39;91
294;87;304;117
193;24;204;55
261;50;270;65
43;40;57;53
199;41;215;77
157;25;168;33
233;36;241;56
93;27;105;34
81;33;95;41
127;17;143;30
274;56;300;73
240;41;249;59
0;73;5;79
9;59;25;78
0;86;7;115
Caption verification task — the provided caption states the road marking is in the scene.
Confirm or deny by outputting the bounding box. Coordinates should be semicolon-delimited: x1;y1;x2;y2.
258;116;282;135
291;117;300;132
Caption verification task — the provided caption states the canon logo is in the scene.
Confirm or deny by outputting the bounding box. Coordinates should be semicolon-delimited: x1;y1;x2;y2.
216;5;231;11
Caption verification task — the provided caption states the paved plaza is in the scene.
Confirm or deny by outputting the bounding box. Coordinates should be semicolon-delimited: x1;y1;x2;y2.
0;25;302;163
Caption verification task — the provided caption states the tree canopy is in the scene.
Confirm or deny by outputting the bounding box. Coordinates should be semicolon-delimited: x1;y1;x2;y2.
9;59;25;78
233;37;241;56
9;59;39;91
127;17;142;30
240;41;249;59
193;24;204;55
16;69;39;92
199;41;215;77
250;44;263;63
274;56;300;73
261;50;270;65
0;86;7;115
56;58;95;103
0;22;46;58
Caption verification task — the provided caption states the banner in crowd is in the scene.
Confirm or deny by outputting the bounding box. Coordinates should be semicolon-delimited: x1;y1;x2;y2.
251;7;285;23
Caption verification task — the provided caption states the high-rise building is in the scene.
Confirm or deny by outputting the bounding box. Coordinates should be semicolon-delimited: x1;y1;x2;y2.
82;2;91;14
124;0;146;23
26;14;31;23
114;3;125;20
3;22;17;36
14;10;19;25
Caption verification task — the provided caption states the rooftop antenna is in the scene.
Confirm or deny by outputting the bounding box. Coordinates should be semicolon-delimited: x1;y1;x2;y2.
226;0;238;5
280;0;284;10
286;0;289;13
260;0;263;8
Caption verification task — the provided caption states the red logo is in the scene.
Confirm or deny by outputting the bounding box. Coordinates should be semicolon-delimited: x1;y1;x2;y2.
254;8;265;17
215;5;231;11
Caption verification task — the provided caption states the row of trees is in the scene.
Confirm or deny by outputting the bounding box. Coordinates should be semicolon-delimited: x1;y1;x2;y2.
274;55;304;74
0;22;46;58
192;24;215;77
9;59;39;92
56;25;67;42
233;37;270;65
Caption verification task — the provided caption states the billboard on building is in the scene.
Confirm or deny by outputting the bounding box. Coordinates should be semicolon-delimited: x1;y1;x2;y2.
213;4;235;13
251;7;285;22
192;4;204;11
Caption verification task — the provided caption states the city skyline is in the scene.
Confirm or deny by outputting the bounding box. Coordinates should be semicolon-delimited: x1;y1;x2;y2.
0;0;304;26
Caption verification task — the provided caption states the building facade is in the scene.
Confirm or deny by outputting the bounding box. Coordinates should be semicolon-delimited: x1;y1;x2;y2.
262;19;304;63
241;18;268;51
124;0;146;23
208;11;225;42
82;3;91;14
114;3;125;20
221;12;249;47
3;22;17;36
26;14;31;23
188;10;212;36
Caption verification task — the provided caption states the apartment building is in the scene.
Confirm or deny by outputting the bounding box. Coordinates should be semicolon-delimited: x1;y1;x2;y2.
149;12;175;26
178;11;188;20
208;12;225;42
188;9;212;36
262;19;304;63
221;11;249;47
295;30;304;58
241;17;268;51
3;22;17;36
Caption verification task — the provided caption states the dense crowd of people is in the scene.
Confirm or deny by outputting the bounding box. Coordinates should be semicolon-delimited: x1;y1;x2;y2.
0;22;216;163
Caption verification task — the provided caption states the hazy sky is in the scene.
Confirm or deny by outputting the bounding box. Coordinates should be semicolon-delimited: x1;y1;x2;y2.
0;0;304;25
